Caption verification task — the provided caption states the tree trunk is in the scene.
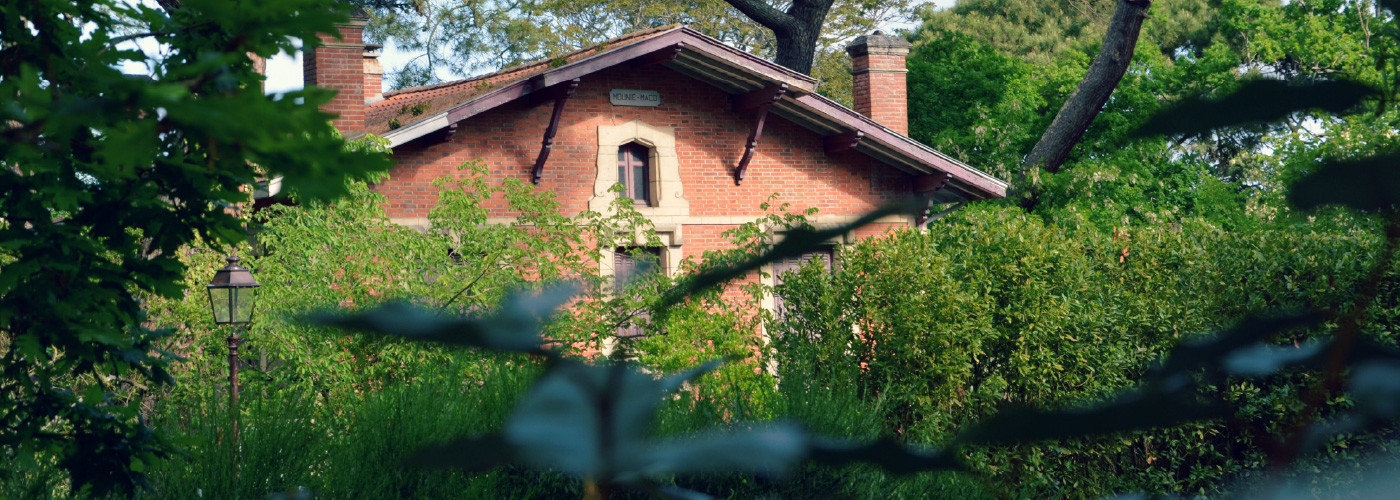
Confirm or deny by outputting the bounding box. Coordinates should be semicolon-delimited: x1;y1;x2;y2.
772;24;822;74
1019;0;1153;209
723;0;835;75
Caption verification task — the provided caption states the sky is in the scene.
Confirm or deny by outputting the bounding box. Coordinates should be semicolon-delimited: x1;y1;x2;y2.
261;0;960;95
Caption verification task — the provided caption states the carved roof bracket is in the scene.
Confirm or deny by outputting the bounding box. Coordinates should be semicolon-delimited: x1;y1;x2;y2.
823;130;864;155
632;43;684;68
732;84;788;185
431;122;458;144
531;78;581;185
914;171;951;226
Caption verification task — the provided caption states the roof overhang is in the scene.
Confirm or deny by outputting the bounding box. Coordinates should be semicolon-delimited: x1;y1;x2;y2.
380;27;1007;202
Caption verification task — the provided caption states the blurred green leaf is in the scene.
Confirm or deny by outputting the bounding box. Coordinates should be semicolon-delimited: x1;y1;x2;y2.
808;437;962;474
1280;357;1400;456
504;361;613;476
1133;80;1376;138
1223;339;1329;378
308;283;579;355
404;434;515;471
630;423;809;478
649;484;715;500
1287;152;1400;212
1348;360;1400;420
1380;0;1400;15
660;198;925;309
1155;314;1316;378
405;357;957;488
657;358;726;394
501;360;723;478
955;389;1226;445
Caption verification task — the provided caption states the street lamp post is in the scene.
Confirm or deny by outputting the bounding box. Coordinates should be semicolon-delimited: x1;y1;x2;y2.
207;255;260;442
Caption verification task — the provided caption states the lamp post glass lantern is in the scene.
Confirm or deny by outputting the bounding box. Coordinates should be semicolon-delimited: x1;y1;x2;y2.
207;254;259;444
208;255;260;325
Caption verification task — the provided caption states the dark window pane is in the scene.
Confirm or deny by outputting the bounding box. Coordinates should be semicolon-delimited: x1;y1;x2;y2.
618;143;650;206
633;164;648;203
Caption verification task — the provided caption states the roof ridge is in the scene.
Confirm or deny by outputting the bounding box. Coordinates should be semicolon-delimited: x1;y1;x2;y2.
380;24;685;101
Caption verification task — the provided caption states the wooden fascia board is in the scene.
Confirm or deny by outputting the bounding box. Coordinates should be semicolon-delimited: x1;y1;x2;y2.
860;139;978;203
379;79;533;147
446;80;533;122
672;28;816;92
664;56;764;94
531;34;684;89
914;171;951;193
529;30;813;93
789;94;1008;200
381;111;449;148
528;76;582;105
631;43;684;68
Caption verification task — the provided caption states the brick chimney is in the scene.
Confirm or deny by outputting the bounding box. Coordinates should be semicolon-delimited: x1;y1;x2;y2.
304;10;369;134
364;43;384;105
846;31;912;136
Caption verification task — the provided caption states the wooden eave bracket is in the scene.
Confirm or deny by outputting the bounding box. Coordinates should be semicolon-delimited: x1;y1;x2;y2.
530;78;581;185
824;130;863;155
731;84;788;185
431;122;458;144
914;171;951;227
632;43;684;68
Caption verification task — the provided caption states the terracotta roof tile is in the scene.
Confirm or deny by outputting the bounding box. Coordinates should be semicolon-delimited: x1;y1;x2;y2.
365;24;682;135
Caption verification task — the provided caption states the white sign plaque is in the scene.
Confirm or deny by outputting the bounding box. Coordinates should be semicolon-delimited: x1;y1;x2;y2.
610;89;661;107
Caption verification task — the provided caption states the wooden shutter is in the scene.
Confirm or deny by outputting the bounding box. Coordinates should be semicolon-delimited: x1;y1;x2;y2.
615;247;662;338
773;247;834;320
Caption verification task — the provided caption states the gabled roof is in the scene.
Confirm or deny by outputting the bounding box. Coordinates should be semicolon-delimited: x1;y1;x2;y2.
374;26;1007;202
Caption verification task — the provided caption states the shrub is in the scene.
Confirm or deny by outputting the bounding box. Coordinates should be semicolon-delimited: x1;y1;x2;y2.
773;204;1399;496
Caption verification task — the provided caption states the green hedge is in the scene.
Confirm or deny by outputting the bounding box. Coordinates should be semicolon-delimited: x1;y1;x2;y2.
773;204;1399;497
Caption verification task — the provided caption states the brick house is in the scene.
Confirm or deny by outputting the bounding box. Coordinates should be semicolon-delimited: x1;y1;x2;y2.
304;16;1006;299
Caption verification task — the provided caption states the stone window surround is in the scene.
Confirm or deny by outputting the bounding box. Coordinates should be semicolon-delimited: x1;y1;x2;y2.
599;225;683;282
590;120;689;218
592;119;689;280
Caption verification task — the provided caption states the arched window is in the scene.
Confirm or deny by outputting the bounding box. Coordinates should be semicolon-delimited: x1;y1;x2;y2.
591;120;687;217
617;142;651;206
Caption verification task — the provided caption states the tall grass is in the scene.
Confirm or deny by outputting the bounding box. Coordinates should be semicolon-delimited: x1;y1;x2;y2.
128;349;984;499
4;346;985;499
141;353;580;499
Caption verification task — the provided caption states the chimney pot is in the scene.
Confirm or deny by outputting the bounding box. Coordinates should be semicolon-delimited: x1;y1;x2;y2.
364;43;384;105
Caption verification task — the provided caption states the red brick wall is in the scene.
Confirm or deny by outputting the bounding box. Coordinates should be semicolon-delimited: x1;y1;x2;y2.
305;25;367;134
370;65;921;290
379;65;916;223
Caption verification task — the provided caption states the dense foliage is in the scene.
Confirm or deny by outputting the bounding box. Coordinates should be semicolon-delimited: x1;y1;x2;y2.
773;206;1398;496
0;0;389;494
910;0;1395;222
7;0;1400;498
